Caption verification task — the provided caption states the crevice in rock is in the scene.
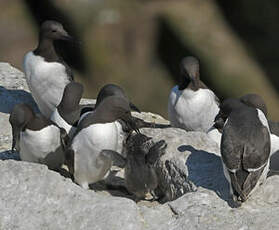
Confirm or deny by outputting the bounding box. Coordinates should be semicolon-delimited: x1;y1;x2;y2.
167;203;180;218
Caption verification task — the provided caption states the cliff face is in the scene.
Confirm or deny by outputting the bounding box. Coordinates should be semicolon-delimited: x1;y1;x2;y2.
1;63;279;230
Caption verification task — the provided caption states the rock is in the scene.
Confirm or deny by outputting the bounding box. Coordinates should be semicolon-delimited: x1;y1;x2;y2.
132;111;170;125
140;128;222;201
164;176;279;230
2;62;279;230
0;62;176;229
0;160;144;230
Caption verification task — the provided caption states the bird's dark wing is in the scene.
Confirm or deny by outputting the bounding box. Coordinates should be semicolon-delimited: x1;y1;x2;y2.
100;150;126;168
145;140;167;165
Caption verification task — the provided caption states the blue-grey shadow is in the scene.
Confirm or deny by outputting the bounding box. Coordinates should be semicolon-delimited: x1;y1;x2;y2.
178;145;230;202
0;86;39;114
0;150;20;160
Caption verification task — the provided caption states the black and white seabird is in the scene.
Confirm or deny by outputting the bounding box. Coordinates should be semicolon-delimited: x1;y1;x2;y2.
123;133;167;201
9;104;68;170
208;93;270;147
65;95;139;189
216;98;270;204
50;82;83;138
23;20;74;118
240;94;279;173
168;56;219;132
85;83;165;155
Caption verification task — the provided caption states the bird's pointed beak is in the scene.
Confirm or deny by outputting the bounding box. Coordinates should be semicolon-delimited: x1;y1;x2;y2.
59;29;74;42
129;102;141;113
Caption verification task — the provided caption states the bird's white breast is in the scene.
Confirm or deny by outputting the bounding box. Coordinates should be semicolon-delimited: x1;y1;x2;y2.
71;122;119;187
20;125;61;162
114;121;126;155
168;86;219;132
23;52;70;118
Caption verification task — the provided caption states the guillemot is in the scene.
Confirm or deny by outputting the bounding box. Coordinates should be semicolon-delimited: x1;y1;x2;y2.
65;95;139;189
23;20;74;118
240;94;279;174
168;56;219;132
216;98;270;205
9;103;68;171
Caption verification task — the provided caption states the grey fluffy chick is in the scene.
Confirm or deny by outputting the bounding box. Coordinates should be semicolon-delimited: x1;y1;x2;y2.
123;133;167;201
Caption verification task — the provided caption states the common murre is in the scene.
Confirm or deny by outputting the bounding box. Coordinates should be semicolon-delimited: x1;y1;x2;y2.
65;95;139;189
216;98;270;205
168;56;219;132
23;20;74;118
9;103;68;171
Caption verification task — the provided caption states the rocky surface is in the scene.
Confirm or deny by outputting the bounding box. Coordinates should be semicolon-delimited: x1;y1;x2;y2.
1;62;279;230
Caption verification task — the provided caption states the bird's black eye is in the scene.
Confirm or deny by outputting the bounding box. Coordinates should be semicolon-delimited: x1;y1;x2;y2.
52;29;57;33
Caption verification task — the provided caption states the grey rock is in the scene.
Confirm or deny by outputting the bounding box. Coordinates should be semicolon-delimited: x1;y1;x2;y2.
132;111;170;125
138;203;174;230
0;160;144;230
140;128;221;201
2;62;279;230
165;176;279;230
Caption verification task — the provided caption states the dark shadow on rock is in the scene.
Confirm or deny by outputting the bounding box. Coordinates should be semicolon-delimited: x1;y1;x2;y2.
88;170;140;201
178;144;231;203
0;86;38;114
0;150;20;160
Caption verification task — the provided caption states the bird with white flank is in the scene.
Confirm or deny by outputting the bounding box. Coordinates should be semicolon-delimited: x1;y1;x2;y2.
168;56;219;132
65;95;139;189
9;104;68;171
215;98;270;206
23;20;74;118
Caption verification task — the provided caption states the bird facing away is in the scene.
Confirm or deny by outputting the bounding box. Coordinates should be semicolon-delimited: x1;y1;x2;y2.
50;82;84;138
239;93;279;174
9;103;68;171
23;20;74;118
168;56;219;132
217;98;270;205
209;93;268;147
122;133;167;201
65;95;140;189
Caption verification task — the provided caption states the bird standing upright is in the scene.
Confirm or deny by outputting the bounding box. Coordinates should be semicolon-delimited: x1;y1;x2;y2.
168;56;219;132
216;98;270;205
23;20;74;118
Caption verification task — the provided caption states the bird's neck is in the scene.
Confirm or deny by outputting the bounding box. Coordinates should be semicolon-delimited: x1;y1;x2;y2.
34;38;60;62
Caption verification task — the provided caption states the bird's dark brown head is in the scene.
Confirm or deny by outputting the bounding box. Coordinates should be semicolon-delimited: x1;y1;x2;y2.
240;93;267;117
179;56;200;90
39;20;73;41
214;98;244;131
